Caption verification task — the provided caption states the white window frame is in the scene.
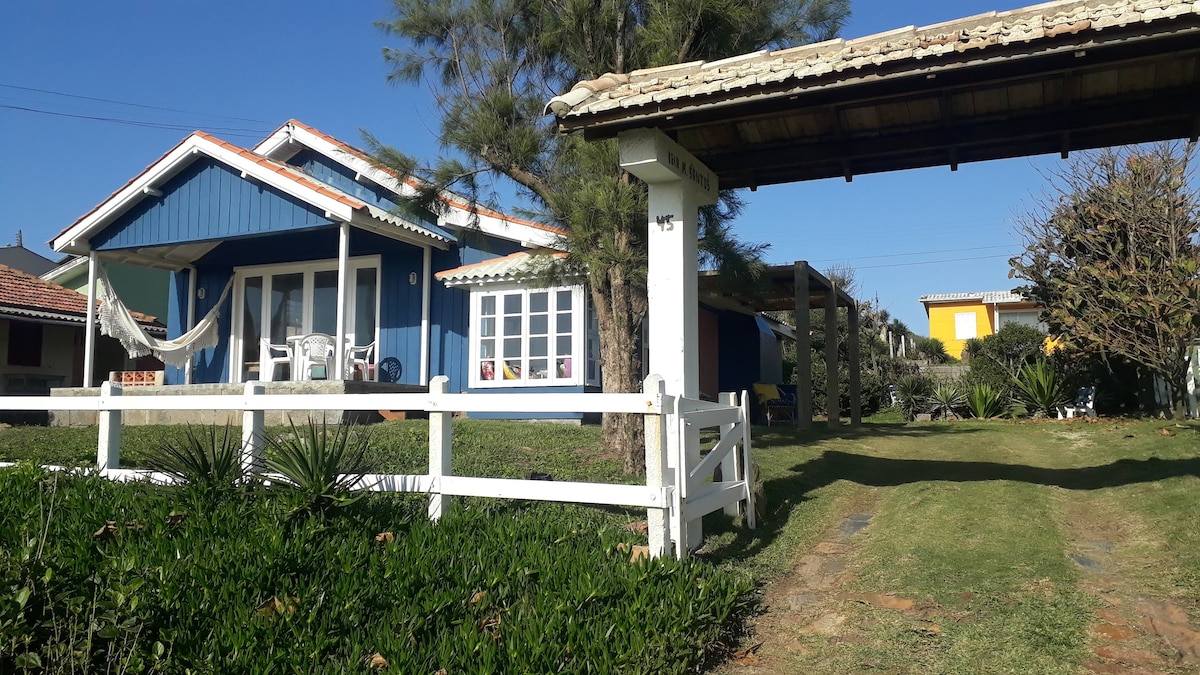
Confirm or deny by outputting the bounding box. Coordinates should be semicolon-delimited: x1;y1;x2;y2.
997;310;1047;332
468;283;589;388
954;312;978;340
229;255;381;383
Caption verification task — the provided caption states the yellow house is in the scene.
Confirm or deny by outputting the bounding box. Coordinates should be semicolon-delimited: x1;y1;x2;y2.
919;291;1044;359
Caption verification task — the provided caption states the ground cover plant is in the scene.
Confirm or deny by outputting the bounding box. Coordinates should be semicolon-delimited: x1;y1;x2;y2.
3;414;1198;673
0;464;753;673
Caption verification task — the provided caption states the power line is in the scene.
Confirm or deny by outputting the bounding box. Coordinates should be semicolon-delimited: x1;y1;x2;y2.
0;82;271;125
856;253;1011;270
0;104;272;138
809;244;1013;263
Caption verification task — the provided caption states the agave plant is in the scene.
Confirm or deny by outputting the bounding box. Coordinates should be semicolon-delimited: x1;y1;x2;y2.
929;382;967;420
894;375;934;421
1012;358;1067;418
262;418;374;513
145;423;250;494
967;384;1008;419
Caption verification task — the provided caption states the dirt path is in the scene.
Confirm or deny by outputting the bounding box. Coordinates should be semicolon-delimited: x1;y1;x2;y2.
1062;496;1200;674
721;488;927;672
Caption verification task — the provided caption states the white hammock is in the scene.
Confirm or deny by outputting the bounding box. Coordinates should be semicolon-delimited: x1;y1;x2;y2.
96;266;233;368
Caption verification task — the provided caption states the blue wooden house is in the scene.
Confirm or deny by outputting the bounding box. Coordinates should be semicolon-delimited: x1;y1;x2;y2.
51;121;574;396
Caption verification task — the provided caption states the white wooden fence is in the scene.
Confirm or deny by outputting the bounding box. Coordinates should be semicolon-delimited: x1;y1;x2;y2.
0;375;754;559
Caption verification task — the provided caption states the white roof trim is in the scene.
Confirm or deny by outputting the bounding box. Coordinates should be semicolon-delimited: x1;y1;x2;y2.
255;122;565;250
40;255;88;283
53;134;360;256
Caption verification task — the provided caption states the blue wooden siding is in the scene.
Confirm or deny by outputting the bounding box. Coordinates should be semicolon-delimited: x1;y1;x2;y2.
286;149;450;236
164;267;234;385
716;309;763;395
92;159;334;251
377;248;424;386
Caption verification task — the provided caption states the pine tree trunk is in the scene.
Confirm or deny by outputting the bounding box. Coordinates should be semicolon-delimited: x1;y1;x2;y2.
590;265;646;475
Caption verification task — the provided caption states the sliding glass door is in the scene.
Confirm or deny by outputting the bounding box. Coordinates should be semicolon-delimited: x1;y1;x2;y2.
233;257;379;382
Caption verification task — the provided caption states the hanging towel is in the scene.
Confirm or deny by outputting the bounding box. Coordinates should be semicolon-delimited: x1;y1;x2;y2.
96;265;233;368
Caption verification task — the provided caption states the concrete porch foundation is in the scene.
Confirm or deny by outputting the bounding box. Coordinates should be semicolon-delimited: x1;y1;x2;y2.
49;380;426;427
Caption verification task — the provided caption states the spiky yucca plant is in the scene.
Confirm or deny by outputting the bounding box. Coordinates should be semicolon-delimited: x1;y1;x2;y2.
1013;358;1067;418
967;384;1009;419
145;424;250;495
895;375;934;421
262;418;373;513
929;382;967;420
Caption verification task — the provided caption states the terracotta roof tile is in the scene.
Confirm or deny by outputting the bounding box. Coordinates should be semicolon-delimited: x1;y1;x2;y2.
0;264;162;327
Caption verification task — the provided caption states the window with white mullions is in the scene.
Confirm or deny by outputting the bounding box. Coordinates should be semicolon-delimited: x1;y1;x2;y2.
472;285;586;387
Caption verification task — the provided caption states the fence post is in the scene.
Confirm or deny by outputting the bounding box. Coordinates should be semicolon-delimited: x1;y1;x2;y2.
97;381;122;471
428;375;452;521
643;375;671;558
241;380;265;475
740;390;756;530
718;391;740;518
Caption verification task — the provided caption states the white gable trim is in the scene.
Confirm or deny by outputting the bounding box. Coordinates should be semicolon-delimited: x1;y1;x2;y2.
53;134;361;256
255;122;565;250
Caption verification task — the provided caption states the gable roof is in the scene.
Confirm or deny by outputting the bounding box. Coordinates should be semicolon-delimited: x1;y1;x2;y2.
254;120;567;250
436;250;571;287
919;290;1033;305
0;264;163;332
51;130;454;263
0;246;59;277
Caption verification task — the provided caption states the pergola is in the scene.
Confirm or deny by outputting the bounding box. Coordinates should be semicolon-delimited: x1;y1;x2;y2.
699;262;859;428
546;0;1200;425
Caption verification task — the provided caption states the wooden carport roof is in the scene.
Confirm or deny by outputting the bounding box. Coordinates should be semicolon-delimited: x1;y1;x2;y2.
698;262;855;317
546;0;1200;188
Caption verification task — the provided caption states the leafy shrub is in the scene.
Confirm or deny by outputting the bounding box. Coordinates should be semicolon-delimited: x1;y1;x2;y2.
963;323;1049;395
967;384;1009;419
262;418;372;513
929;382;967;420
144;423;250;495
894;375;934;421
915;336;950;364
1013;358;1067;418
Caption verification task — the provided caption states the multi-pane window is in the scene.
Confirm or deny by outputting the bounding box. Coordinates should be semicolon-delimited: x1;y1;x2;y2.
474;286;587;387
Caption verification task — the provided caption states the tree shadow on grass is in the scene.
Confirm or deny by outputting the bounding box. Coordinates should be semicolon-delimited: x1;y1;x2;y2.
701;434;1200;567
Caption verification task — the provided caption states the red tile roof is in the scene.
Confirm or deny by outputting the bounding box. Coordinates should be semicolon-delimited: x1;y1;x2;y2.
0;264;161;327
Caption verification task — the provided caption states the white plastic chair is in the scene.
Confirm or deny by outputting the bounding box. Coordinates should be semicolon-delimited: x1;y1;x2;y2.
260;339;292;382
296;333;334;381
344;341;376;381
1058;386;1097;419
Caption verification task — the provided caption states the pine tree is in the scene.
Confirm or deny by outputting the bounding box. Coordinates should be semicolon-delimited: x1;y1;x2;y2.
374;0;850;471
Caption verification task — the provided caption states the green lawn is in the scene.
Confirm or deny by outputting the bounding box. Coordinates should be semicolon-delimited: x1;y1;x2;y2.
706;415;1200;674
1;416;1197;673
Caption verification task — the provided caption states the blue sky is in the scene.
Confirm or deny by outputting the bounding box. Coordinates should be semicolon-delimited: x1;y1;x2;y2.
0;0;1063;334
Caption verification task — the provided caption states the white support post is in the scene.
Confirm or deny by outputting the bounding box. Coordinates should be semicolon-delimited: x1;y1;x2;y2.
740;390;756;529
334;221;350;380
427;375;452;520
619;128;718;554
825;289;839;430
185;267;197;385
241;380;265;475
718;391;739;518
83;252;98;388
97;381;122;470
642;375;671;558
420;245;431;385
1187;344;1198;419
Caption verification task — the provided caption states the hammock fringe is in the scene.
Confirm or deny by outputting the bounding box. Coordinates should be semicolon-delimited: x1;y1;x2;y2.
96;266;233;368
